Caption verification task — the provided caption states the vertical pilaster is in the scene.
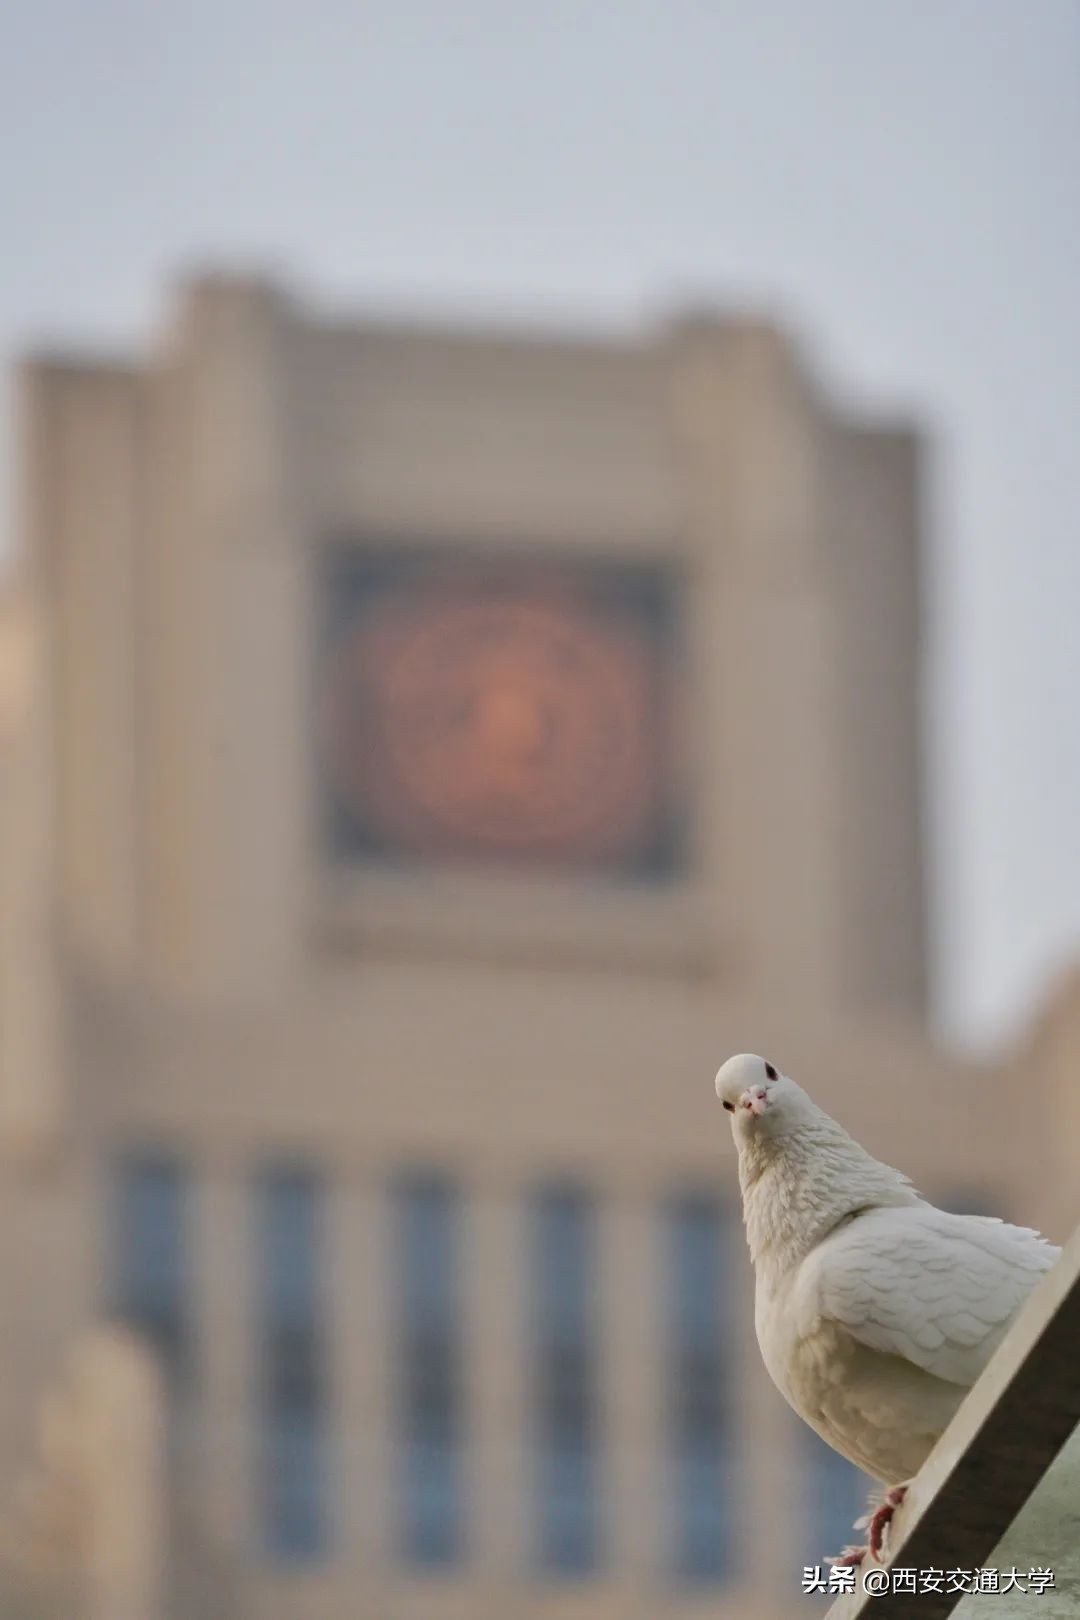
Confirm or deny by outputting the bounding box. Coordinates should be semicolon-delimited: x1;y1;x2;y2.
665;319;846;1013
0;367;65;1156
46;367;141;978
141;276;310;1000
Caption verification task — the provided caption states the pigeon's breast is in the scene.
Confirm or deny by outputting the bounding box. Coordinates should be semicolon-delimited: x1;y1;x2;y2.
755;1270;960;1481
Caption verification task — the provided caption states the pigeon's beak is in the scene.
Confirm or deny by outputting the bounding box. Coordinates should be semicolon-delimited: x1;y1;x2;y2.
740;1086;771;1117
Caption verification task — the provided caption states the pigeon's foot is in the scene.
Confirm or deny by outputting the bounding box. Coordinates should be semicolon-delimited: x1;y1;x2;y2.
863;1484;909;1561
831;1482;910;1567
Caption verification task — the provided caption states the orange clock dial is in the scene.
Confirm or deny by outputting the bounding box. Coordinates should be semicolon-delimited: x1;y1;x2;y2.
321;579;674;870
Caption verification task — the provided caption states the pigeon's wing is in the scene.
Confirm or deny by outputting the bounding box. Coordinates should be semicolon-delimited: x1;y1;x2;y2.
797;1205;1060;1388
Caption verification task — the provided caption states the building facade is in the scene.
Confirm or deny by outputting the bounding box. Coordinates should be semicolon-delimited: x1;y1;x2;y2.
0;274;1075;1620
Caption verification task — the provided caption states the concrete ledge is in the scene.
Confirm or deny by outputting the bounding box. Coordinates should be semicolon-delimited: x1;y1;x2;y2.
826;1222;1080;1620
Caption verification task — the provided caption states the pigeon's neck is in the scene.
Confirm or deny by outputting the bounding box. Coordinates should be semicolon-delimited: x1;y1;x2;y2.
739;1111;919;1276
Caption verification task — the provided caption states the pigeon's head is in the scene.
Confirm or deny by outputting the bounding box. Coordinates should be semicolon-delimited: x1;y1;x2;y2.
714;1052;812;1140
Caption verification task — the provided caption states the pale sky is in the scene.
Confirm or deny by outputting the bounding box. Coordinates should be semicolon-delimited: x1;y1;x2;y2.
2;0;1078;1048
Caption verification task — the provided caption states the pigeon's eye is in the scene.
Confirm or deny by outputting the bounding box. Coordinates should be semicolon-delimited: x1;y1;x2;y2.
722;1100;734;1112
764;1062;778;1081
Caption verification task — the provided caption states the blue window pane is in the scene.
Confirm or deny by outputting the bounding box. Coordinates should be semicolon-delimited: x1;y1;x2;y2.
667;1196;733;1584
111;1156;188;1385
532;1187;600;1577
800;1425;870;1570
264;1411;324;1558
257;1168;328;1561
396;1175;463;1567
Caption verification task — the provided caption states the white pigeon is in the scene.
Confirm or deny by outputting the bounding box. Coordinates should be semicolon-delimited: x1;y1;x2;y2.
714;1052;1061;1563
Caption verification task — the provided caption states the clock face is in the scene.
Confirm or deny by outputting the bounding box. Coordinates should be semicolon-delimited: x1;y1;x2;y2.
320;551;681;878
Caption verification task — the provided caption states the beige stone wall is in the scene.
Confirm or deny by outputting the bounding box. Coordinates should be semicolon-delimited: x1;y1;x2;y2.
824;421;927;1018
1007;967;1080;1240
15;275;933;1016
137;280;310;998
1;273;1069;1620
24;364;142;983
0;595;63;1159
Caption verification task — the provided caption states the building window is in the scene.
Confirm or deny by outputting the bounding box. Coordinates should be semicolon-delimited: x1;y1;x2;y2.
395;1174;464;1567
110;1155;188;1386
667;1194;733;1583
532;1185;601;1577
799;1424;870;1572
256;1167;328;1561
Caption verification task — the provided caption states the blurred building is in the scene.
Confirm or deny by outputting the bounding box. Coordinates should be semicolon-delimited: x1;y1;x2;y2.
0;274;1075;1620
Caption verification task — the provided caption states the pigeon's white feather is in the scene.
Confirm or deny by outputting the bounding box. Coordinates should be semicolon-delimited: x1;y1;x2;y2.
801;1204;1057;1388
715;1053;1062;1485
